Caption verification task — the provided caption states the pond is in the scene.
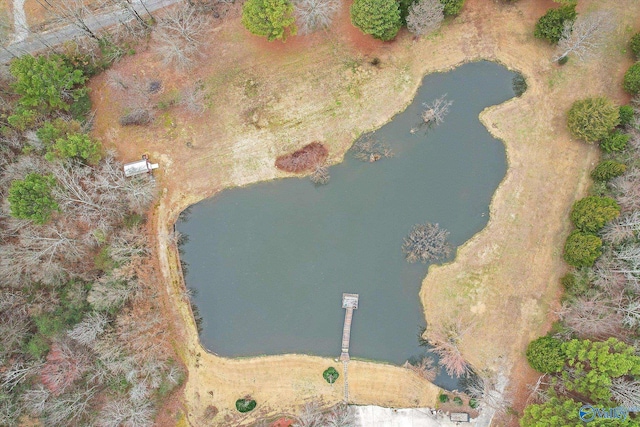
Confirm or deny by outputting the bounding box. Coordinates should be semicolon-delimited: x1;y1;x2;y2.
176;61;518;382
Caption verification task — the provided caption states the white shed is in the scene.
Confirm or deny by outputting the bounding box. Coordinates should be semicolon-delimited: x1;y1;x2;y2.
123;157;158;177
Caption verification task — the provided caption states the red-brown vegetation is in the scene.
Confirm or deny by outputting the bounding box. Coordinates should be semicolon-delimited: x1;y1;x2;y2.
275;142;329;173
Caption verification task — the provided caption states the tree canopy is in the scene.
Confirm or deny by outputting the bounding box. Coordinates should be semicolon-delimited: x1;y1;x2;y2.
570;196;620;234
526;336;564;373
534;5;577;44
9;54;87;113
562;338;640;402
439;0;464;16
8;173;59;224
46;133;102;164
242;0;297;41
350;0;401;41
563;230;602;268
567;97;620;143
623;62;640;95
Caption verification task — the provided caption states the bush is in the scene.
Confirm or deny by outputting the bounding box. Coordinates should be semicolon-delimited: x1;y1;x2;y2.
24;334;49;359
623;62;640;95
351;0;401;41
119;110;153;126
567;97;620;143
618;105;635;127
453;396;463;405
557;54;569;65
8;173;59;224
560;270;590;299
591;160;627;181
600;131;629;153
439;0;464;16
275;142;329;172
37;119;82;145
323;366;339;383
570;196;620;233
534;6;576;44
70;92;92;121
563;230;602;268
526;336;564;373
45;133;102;164
439;393;449;403
235;398;257;413
630;32;640;59
242;0;297;41
512;73;527;97
469;398;478;409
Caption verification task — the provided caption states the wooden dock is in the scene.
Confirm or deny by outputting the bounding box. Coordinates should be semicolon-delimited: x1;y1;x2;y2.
339;293;359;362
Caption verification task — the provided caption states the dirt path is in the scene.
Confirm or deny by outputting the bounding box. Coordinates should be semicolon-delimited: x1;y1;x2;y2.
87;0;640;425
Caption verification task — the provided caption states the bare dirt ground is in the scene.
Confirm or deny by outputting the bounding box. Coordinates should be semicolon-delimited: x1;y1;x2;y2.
85;0;640;425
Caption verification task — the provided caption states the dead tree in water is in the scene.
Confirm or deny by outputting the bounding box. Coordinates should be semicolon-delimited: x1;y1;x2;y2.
351;135;393;162
421;94;452;127
402;222;451;263
310;163;330;185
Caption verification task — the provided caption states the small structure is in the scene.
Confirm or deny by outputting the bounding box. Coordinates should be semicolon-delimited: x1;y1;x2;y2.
340;293;359;362
123;154;159;177
450;412;470;422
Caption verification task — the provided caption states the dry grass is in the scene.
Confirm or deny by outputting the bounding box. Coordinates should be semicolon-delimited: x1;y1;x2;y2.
83;0;640;424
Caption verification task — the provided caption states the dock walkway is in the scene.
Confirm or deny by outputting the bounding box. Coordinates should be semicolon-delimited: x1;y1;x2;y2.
339;293;359;361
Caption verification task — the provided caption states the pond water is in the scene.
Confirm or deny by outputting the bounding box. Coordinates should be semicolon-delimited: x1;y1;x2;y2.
177;61;517;383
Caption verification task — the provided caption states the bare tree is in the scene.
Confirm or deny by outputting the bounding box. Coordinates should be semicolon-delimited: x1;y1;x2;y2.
42;385;97;426
466;373;511;415
310;164;330;185
293;402;325;427
21;384;51;417
294;0;340;35
153;5;210;70
67;312;109;345
36;0;104;41
601;211;640;245
554;11;615;63
558;295;624;339
180;81;207;115
611;378;640;407
351;135;393;162
325;404;355;427
428;318;473;378
402;222;451;263
612;168;640;212
406;0;444;38
87;273;136;311
421;94;452;127
41;340;92;396
1;359;44;391
404;355;438;381
97;397;154;427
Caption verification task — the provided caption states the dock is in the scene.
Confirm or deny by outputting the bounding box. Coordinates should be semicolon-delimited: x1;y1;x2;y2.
339;293;359;362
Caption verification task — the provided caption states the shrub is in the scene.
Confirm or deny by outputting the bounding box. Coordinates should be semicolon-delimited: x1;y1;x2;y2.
24;334;49;359
439;393;449;403
534;6;576;44
567;97;620;143
618;105;635;127
275;142;329;172
70;92;92;121
9;54;87;113
469;398;478;409
119;110;153;126
591;160;626;181
563;230;602;268
453;396;463;405
242;0;297;41
45;133;102;164
600;131;629;153
235;397;257;413
557;54;569;65
623;62;640;95
323;366;339;383
630;32;640;59
526;336;564;373
512;73;527;97
8;173;59;224
570;196;620;233
37;119;82;145
350;0;401;41
439;0;464;16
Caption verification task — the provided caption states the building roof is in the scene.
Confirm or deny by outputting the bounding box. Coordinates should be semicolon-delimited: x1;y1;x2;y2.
123;159;158;177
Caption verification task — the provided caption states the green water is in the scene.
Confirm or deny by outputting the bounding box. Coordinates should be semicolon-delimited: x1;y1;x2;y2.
177;61;517;374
